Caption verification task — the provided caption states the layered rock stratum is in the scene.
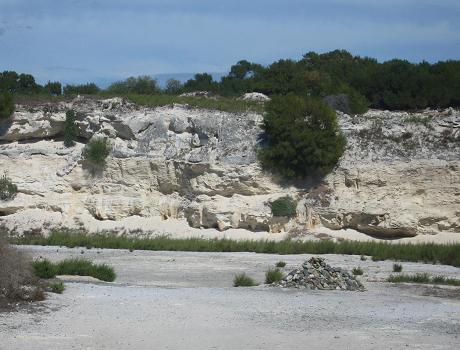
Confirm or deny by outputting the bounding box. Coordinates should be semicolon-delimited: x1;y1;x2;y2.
0;97;459;241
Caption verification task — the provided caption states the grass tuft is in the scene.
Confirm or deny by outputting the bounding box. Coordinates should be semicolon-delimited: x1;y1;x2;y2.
393;263;403;272
49;282;65;294
360;255;367;261
352;267;364;276
233;273;257;287
275;261;287;268
32;258;116;282
265;268;284;284
13;231;460;268
388;273;460;286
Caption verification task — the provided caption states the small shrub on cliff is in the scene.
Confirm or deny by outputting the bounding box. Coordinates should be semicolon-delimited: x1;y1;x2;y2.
393;263;403;272
0;173;18;200
84;137;110;167
352;267;363;276
233;273;257;287
0;92;15;119
270;196;296;217
64;109;77;147
276;261;287;268
258;95;346;178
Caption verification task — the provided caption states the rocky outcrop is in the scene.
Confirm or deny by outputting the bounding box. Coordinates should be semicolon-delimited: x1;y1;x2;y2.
0;97;459;240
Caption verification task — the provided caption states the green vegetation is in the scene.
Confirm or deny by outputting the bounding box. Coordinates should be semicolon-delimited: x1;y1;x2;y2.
84;137;110;167
393;263;403;272
0;173;18;200
270;196;297;217
388;273;460;286
63;83;100;95
275;261;287;268
0;92;15;119
32;258;116;282
258;95;346;178
64;110;77;147
14;231;460;267
233;273;257;287
49;282;65;294
360;255;367;261
107;76;159;95
352;267;363;276
3;50;459;112
265;268;284;284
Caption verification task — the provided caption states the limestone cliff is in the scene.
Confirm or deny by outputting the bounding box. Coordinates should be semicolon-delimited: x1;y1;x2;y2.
0;97;459;240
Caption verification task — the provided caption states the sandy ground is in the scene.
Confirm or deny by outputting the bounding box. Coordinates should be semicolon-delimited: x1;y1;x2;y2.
1;246;459;350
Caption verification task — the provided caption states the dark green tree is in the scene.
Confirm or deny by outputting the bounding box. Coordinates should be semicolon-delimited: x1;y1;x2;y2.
0;92;15;119
107;76;159;95
258;95;346;178
45;81;62;96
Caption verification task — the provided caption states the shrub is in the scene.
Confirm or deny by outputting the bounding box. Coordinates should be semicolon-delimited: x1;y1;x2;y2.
233;273;257;287
84;137;110;167
32;258;116;282
0;173;18;200
388;273;460;286
352;267;363;275
275;261;287;268
0;92;15;119
393;263;403;272
64;109;77;147
360;255;367;261
0;234;43;301
270;196;296;217
63;83;100;95
107;76;159;95
50;282;65;294
44;81;62;96
258;95;346;178
265;268;283;284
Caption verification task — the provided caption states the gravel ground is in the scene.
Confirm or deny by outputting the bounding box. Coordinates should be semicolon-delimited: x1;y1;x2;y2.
1;246;459;350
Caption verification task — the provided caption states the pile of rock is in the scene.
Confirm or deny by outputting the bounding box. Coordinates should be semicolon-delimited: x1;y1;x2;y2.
278;257;364;291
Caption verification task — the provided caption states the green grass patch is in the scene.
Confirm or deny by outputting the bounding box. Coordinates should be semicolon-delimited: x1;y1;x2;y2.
352;267;363;276
122;94;264;113
265;268;284;284
32;258;116;282
49;282;65;294
388;273;460;286
233;273;257;287
14;231;460;268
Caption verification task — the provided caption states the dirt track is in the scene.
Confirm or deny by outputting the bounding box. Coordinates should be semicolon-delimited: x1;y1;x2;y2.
1;246;459;350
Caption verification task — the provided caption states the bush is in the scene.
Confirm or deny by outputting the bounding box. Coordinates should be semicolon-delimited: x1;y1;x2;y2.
0;173;18;200
393;263;403;272
63;83;100;95
0;234;43;301
84;137;110;167
265;268;283;284
0;92;15;119
258;95;346;178
352;267;363;275
107;76;159;95
275;261;287;268
388;273;460;286
270;196;296;217
32;258;116;282
233;273;257;287
360;255;367;261
64;109;77;147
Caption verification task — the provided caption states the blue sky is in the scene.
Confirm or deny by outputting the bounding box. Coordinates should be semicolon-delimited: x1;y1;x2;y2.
0;0;459;86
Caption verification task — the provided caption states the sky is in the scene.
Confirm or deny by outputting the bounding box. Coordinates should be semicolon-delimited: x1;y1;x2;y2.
0;0;459;86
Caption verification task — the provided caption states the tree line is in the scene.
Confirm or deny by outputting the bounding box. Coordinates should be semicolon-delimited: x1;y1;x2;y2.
1;49;459;111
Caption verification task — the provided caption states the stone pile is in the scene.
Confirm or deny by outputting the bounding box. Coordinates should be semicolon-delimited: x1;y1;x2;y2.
278;257;365;291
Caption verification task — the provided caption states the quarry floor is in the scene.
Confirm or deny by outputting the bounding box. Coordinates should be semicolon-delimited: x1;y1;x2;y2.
1;246;459;350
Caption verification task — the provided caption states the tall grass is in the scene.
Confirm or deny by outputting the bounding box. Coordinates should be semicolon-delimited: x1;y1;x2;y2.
233;273;257;287
13;231;460;267
32;258;116;282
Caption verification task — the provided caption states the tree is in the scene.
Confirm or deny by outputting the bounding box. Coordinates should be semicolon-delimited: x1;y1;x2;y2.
183;73;217;92
258;95;346;178
45;81;62;96
107;76;159;95
63;83;100;95
164;79;182;94
0;92;15;119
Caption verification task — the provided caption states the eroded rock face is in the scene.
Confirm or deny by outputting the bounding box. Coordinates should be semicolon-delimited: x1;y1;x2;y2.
0;97;459;240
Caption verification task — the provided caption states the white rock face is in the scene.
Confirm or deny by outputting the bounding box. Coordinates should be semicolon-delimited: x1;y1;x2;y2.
0;98;459;240
240;92;271;102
